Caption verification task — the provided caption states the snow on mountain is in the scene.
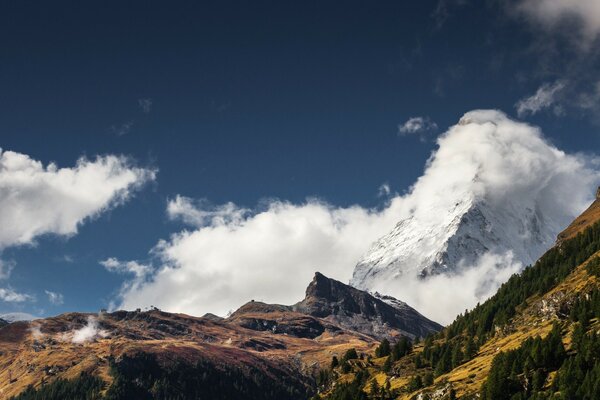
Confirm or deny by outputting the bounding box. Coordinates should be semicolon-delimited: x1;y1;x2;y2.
351;110;598;300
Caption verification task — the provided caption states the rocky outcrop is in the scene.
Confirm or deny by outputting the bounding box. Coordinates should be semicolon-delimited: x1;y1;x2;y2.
293;272;442;340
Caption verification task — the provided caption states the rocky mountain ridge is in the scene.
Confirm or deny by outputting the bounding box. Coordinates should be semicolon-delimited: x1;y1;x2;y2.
0;273;440;399
293;272;441;340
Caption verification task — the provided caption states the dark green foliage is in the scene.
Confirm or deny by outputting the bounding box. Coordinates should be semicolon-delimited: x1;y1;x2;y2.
423;372;434;386
320;369;370;400
341;360;352;374
343;348;358;362
382;356;392;373
480;323;566;400
11;373;104;400
553;328;600;399
317;368;332;388
331;356;339;369
406;375;423;391
105;352;312;400
585;256;600;277
375;339;390;358
448;221;600;341
390;337;412;361
13;353;312;400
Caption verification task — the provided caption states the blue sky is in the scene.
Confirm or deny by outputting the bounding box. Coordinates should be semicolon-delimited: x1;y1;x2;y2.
2;0;600;319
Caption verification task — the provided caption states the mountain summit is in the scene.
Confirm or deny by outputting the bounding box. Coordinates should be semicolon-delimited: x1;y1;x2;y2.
293;272;441;339
351;111;593;295
351;193;556;288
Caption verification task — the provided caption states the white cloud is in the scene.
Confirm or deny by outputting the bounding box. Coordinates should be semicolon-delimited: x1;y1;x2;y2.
377;183;391;198
507;1;600;119
44;290;64;306
515;80;566;117
100;257;152;278
138;98;153;114
398;116;438;136
0;287;33;303
0;312;37;321
107;110;599;324
167;196;249;227
0;149;155;250
515;0;600;42
68;316;108;344
29;324;44;339
377;252;523;324
100;258;153;310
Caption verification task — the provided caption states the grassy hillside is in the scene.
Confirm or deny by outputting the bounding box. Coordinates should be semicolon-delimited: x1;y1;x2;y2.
316;213;600;399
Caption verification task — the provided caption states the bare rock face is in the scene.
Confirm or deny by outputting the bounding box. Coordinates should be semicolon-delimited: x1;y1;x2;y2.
292;272;442;340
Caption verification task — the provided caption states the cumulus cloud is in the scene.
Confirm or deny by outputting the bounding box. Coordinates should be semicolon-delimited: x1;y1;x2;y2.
111;200;399;315
68;316;108;344
398;116;438;137
44;290;64;306
516;80;566;117
100;258;153;310
0;287;33;303
107;110;599;324
0;149;155;250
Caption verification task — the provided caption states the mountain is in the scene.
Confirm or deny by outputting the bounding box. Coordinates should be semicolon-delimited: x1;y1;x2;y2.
351;184;569;290
0;273;438;400
0;318;7;328
293;272;442;340
319;195;600;399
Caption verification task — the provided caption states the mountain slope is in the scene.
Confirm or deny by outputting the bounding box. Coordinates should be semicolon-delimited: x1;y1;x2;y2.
319;196;600;400
0;273;438;399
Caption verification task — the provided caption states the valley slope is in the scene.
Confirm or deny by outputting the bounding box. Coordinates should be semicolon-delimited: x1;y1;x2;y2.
318;195;600;400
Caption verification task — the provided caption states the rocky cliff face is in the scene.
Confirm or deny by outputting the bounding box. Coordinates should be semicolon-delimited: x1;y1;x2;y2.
293;272;442;340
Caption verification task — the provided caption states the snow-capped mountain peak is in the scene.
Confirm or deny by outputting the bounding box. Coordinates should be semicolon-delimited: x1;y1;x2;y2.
351;110;593;295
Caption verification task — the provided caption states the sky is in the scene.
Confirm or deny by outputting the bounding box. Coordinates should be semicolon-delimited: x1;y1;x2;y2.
1;0;600;322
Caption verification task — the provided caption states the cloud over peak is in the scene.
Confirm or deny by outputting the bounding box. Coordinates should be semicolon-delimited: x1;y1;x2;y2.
105;110;599;323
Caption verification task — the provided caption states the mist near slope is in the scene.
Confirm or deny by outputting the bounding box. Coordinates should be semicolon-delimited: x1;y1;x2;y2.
106;110;599;325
